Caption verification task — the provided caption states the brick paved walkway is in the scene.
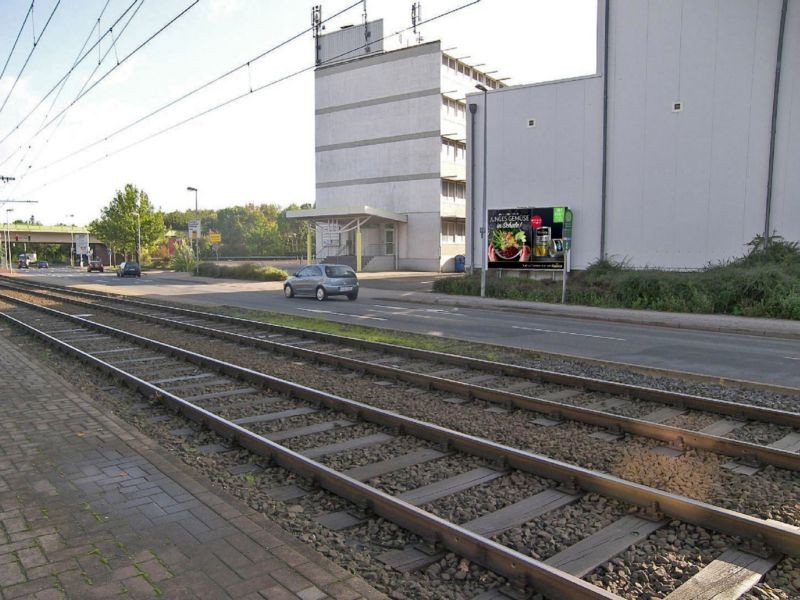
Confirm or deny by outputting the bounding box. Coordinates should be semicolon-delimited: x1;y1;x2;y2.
0;332;387;600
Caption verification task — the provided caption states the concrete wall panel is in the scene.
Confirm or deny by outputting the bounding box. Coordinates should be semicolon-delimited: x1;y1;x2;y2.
607;0;782;268
467;76;604;269
316;94;441;146
772;0;800;243
317;137;440;183
316;44;440;110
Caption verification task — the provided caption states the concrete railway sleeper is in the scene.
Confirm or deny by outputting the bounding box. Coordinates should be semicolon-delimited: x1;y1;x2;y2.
1;299;799;600
3;282;800;474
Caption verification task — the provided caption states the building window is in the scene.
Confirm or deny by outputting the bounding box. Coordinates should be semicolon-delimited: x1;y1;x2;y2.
442;96;466;119
441;139;466;163
441;180;466;201
441;220;466;244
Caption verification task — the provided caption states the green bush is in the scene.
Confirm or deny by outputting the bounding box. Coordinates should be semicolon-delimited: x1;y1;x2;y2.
169;242;196;272
433;234;800;319
196;262;288;281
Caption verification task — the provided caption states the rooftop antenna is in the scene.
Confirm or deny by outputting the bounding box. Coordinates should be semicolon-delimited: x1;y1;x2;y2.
411;2;423;43
362;0;370;53
312;5;322;65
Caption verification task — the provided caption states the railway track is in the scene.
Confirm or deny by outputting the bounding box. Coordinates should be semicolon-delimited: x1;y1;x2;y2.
2;285;800;598
3;278;800;478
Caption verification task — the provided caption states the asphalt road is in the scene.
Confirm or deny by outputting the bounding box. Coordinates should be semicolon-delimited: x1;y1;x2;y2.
8;267;800;389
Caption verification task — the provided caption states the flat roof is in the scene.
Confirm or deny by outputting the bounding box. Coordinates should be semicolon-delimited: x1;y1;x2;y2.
286;205;407;223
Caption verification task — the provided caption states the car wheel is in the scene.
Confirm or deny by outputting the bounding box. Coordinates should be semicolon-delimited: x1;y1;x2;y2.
346;291;358;301
315;286;327;301
284;285;294;298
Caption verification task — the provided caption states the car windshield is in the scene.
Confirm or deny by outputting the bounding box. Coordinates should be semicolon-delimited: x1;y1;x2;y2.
325;266;354;278
125;263;139;269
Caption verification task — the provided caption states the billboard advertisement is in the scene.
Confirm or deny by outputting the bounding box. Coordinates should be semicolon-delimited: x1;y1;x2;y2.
487;206;571;270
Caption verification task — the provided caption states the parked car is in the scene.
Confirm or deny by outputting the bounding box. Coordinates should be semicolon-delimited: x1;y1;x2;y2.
37;260;49;269
283;264;358;301
116;262;141;277
87;260;104;273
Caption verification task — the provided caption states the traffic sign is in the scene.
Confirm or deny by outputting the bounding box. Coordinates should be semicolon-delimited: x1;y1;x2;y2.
208;232;221;243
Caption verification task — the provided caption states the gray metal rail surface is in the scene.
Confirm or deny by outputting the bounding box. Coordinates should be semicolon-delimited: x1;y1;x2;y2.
3;296;800;562
5;282;800;473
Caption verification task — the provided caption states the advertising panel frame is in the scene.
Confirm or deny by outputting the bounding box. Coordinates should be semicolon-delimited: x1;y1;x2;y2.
487;206;571;270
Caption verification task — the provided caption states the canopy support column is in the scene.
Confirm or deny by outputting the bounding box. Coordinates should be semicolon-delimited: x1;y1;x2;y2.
356;222;362;272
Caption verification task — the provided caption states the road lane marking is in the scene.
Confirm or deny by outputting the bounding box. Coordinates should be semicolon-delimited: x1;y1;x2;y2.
297;308;387;321
511;325;626;341
785;356;800;361
373;304;407;310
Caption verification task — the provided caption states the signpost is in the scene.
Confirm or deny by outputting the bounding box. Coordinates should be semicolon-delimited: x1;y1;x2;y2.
188;219;201;273
561;209;573;304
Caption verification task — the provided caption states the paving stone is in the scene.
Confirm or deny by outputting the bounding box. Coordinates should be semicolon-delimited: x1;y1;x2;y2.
0;334;384;600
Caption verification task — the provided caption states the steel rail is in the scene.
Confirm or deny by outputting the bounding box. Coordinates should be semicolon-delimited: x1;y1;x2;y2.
3;297;800;559
4;283;800;472
6;275;797;398
0;308;620;599
3;278;799;426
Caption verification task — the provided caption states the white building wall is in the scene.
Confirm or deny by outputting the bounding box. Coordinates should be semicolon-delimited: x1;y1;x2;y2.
316;95;441;146
317;137;440;183
771;0;800;243
468;0;796;271
315;41;444;266
467;76;604;270
315;177;443;267
606;0;783;268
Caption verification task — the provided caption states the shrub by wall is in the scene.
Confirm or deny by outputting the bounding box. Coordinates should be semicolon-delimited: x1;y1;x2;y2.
196;262;288;282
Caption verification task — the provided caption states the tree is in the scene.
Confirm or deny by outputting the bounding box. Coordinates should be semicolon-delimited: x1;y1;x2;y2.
89;184;166;262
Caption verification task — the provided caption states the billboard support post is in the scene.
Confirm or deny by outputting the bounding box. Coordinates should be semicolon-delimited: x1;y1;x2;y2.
561;249;570;304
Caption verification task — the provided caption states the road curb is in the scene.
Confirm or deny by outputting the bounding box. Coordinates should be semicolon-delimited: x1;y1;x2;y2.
375;293;800;340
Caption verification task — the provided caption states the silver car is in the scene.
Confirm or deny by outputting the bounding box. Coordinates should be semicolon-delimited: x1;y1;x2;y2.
284;264;359;301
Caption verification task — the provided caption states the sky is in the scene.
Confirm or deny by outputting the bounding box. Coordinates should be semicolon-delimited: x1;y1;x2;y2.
0;0;598;227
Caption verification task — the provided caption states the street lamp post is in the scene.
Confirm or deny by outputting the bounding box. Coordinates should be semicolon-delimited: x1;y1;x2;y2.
475;84;489;298
132;211;141;264
5;208;14;273
66;213;75;267
186;186;198;275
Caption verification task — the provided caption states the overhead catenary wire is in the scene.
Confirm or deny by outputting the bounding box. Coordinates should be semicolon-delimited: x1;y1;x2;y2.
0;0;144;156
22;0;365;178
6;0;118;190
0;2;35;83
7;0;145;191
35;0;199;138
18;0;482;196
0;0;63;116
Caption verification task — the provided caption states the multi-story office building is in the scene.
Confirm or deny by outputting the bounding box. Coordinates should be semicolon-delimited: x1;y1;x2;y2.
288;20;505;271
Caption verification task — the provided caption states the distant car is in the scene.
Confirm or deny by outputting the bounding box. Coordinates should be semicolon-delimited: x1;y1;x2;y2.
17;260;29;269
283;264;358;301
87;260;104;273
116;262;141;277
37;261;49;269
